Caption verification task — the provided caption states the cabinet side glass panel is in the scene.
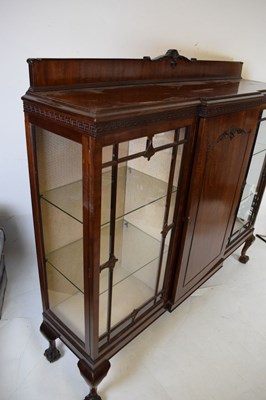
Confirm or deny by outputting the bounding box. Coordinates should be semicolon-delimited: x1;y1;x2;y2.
99;128;187;342
34;126;85;341
230;119;266;241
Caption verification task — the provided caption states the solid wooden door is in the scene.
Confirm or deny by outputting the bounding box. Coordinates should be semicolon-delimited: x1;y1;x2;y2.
173;108;261;305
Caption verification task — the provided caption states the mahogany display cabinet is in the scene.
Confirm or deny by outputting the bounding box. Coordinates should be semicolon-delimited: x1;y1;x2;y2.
22;50;266;399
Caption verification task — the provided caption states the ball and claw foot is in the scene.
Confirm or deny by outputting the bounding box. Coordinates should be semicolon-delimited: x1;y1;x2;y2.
239;254;249;264
84;388;102;400
44;341;61;363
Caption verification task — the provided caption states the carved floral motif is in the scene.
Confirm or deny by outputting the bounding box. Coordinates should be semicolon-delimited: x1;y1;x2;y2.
208;127;251;151
216;127;250;144
151;49;194;68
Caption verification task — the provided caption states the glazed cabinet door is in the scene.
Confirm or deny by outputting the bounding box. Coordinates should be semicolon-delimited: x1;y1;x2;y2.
228;111;266;243
172;108;261;305
97;127;193;349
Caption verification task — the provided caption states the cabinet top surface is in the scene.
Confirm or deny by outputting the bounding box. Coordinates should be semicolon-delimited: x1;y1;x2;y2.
23;79;266;117
22;51;266;124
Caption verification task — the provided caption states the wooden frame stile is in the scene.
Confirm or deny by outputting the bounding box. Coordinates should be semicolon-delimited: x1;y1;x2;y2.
167;118;209;310
163;121;199;307
78;134;111;400
24;114;49;312
25;115;62;361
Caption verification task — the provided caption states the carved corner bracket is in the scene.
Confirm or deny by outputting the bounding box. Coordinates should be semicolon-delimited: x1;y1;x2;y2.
100;255;118;272
143;136;156;160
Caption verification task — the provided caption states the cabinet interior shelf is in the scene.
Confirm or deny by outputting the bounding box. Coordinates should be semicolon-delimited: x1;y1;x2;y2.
42;163;174;340
253;142;266;156
47;219;167;338
40;166;176;226
47;219;167;294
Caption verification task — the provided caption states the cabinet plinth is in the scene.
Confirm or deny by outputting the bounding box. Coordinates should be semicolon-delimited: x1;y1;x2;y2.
23;50;266;399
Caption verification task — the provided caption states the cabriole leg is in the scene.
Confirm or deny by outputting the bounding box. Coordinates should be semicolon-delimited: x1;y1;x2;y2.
78;359;111;400
40;321;61;362
239;234;255;264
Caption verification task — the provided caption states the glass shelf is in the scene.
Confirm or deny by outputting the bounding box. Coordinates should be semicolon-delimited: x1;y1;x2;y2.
46;218;167;337
40;166;174;226
48;265;155;339
47;260;85;340
253;142;266;156
41;180;82;223
231;194;255;237
241;182;256;203
46;219;167;296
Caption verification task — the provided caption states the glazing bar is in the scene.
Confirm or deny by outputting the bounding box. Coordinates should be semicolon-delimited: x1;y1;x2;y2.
99;291;163;344
102;140;186;169
106;143;119;341
154;129;180;299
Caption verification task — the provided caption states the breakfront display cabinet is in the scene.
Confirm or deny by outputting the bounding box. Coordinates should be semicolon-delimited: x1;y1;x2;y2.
22;50;266;400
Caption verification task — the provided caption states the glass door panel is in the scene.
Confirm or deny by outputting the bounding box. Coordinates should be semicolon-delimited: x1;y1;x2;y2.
99;128;187;341
34;126;84;341
230;119;266;241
